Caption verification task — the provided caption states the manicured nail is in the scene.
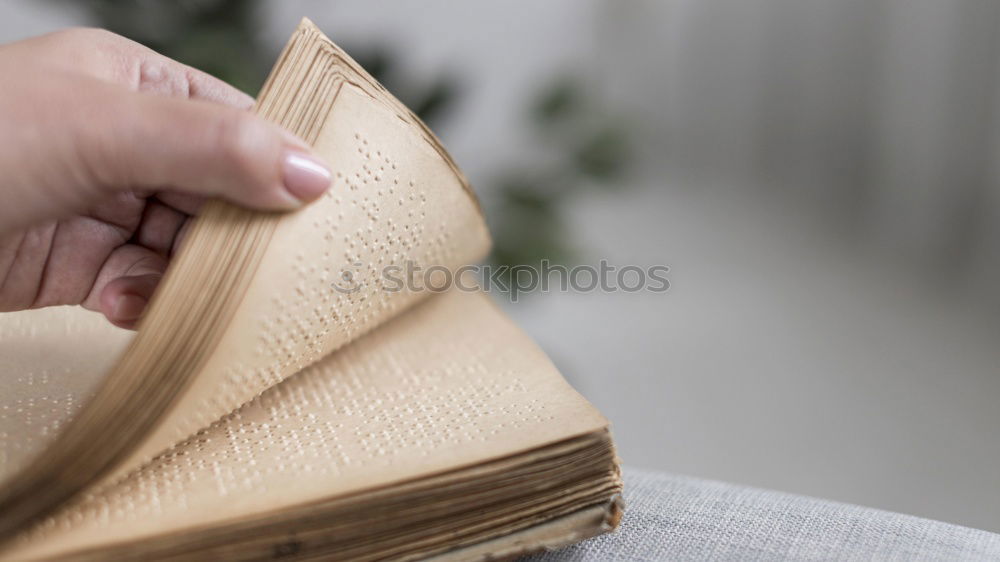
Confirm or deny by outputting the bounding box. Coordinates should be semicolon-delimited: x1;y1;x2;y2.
113;293;147;321
282;151;331;202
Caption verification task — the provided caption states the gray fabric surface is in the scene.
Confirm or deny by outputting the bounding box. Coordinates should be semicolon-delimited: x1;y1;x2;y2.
527;468;1000;561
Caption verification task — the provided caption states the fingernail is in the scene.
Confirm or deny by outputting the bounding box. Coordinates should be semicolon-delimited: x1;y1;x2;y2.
282;151;331;202
113;293;147;321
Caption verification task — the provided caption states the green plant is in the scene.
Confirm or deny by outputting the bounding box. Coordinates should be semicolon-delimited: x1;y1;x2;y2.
490;76;631;274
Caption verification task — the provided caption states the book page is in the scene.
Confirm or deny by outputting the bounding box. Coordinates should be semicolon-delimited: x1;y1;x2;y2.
0;307;132;483
4;290;609;560
0;22;491;537
123;78;490;469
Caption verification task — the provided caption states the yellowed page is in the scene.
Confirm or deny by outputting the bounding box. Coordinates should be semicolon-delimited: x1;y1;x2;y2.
0;24;491;539
123;77;489;468
0;307;132;483
3;290;608;560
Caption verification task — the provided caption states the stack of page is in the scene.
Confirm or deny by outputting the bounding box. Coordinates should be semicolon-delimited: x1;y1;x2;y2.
0;19;622;561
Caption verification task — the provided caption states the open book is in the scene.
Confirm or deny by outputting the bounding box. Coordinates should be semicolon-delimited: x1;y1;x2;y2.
0;20;622;560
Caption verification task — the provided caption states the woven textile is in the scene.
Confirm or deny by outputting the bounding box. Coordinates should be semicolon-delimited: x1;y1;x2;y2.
528;468;1000;561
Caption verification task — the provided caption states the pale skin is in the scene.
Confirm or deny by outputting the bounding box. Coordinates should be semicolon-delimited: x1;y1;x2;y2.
0;29;332;329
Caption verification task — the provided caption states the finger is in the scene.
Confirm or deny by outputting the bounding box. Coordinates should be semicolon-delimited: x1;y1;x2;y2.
135;199;189;256
83;88;331;211
149;192;204;255
171;218;195;256
81;243;167;329
100;273;161;330
11;217;130;311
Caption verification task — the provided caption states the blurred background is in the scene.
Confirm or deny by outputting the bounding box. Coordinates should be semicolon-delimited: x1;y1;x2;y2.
3;0;1000;532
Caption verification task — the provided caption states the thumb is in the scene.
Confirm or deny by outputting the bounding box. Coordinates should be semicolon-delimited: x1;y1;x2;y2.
84;89;332;209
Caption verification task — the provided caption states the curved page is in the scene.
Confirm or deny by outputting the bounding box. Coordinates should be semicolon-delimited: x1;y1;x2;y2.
0;20;489;536
124;78;489;467
3;291;609;560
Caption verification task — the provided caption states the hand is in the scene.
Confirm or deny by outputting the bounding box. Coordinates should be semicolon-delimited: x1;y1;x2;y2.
0;28;332;329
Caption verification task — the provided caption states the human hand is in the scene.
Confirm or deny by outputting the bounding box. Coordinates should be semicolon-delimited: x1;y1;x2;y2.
0;28;331;329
